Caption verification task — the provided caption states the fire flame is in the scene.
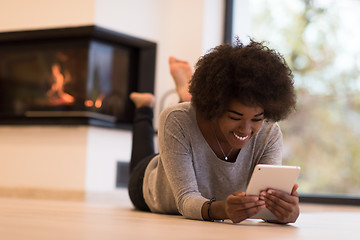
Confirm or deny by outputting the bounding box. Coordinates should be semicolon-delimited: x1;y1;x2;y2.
84;94;105;109
46;63;75;105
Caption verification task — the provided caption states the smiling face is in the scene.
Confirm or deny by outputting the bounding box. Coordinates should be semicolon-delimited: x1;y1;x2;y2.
215;100;265;150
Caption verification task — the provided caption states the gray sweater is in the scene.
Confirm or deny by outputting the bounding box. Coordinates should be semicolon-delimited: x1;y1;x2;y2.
143;102;282;220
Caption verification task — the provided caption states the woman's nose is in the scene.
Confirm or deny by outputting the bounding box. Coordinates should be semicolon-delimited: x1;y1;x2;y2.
238;120;252;134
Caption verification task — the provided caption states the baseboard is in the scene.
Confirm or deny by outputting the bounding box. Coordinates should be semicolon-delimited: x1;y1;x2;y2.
0;187;85;201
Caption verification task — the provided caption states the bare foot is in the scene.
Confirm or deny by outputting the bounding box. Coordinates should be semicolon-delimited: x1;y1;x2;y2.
129;92;155;108
169;56;193;102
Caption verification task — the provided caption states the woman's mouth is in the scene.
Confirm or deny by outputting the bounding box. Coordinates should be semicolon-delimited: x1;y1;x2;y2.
233;132;249;141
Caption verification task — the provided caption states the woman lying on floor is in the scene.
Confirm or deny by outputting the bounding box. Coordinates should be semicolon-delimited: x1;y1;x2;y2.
127;39;299;224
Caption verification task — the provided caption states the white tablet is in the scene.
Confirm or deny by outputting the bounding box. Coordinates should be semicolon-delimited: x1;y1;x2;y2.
245;164;301;220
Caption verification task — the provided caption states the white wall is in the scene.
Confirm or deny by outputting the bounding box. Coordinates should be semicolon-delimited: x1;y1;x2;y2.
85;127;132;191
0;0;95;31
0;126;88;190
0;0;224;193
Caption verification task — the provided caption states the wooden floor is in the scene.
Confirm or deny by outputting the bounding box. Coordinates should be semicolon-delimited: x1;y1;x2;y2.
1;189;359;240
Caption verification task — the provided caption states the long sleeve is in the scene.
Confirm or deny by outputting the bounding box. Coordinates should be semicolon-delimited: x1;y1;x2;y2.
157;108;207;219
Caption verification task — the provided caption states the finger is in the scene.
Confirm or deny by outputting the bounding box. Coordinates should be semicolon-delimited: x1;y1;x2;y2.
230;204;266;223
259;190;267;200
233;200;265;211
265;189;298;205
265;198;299;223
232;191;246;197
241;204;266;219
266;189;298;210
265;184;299;200
228;194;260;204
265;193;289;213
227;198;265;215
265;190;299;222
231;199;266;216
265;197;288;219
291;184;299;197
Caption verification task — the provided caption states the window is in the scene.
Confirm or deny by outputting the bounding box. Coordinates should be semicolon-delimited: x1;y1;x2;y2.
231;0;360;201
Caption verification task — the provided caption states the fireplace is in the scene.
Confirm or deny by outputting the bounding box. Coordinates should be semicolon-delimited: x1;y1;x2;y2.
0;25;156;128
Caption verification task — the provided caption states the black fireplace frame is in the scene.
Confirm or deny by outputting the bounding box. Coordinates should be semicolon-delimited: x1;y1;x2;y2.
0;25;156;129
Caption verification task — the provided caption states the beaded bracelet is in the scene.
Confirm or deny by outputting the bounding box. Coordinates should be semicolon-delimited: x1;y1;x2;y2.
207;197;216;222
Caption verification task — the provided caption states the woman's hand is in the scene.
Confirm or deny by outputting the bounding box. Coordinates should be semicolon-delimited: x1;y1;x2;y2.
260;184;300;223
225;191;266;223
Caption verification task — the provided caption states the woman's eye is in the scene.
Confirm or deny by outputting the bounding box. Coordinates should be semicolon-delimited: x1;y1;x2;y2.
229;116;241;121
229;116;264;122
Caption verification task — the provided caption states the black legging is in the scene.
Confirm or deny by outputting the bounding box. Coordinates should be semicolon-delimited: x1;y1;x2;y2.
128;106;157;211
